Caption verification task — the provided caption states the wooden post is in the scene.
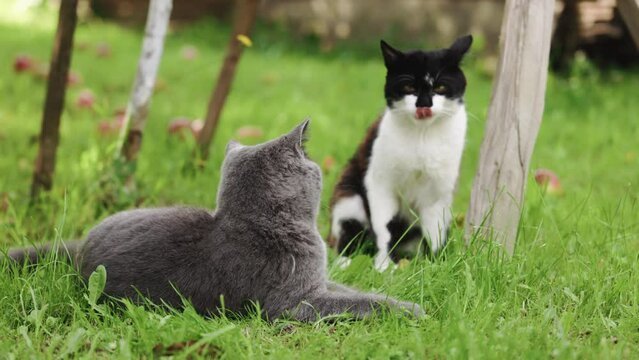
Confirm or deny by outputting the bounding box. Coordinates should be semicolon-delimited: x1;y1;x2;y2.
31;0;78;199
465;0;555;255
196;0;259;162
118;0;173;165
617;0;639;48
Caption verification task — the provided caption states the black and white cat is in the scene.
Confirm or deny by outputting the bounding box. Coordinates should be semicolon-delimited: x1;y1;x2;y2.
328;36;473;271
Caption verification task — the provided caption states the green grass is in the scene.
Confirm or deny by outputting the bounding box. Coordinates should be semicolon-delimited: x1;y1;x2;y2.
1;5;638;359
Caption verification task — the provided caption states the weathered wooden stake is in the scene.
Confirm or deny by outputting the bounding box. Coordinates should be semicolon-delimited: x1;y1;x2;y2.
465;0;555;255
618;0;639;48
196;0;259;162
31;0;78;199
118;0;173;165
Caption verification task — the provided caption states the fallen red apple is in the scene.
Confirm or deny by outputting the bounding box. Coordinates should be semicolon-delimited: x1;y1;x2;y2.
190;119;204;139
321;156;336;172
97;111;127;136
76;89;95;109
236;126;263;139
75;41;90;51
14;54;33;73
95;42;112;58
534;168;563;195
67;70;81;86
180;45;199;61
97;120;115;135
167;118;192;135
113;111;126;130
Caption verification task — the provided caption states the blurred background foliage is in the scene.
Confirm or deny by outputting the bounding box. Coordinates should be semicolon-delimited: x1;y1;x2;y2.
0;2;638;357
0;0;637;244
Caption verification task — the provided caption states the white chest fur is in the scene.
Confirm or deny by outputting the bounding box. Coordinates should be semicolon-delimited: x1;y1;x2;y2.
362;103;467;270
366;104;467;213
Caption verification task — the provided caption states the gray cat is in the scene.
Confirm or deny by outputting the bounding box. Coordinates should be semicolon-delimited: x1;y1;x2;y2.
7;120;424;322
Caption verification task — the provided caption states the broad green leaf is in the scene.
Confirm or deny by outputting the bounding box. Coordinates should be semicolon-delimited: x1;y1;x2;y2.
87;265;107;307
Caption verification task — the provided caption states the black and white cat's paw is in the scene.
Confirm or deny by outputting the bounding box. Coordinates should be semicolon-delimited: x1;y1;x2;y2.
334;256;352;270
333;255;396;273
373;252;397;272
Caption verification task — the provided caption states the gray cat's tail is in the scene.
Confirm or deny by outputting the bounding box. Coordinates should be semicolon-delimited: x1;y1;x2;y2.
5;240;82;265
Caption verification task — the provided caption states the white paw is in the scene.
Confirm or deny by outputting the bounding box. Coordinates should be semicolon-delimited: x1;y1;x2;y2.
429;243;441;257
426;234;446;256
334;256;352;270
374;253;391;272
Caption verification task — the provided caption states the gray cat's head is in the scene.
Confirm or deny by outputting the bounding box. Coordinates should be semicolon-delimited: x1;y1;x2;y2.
216;119;322;221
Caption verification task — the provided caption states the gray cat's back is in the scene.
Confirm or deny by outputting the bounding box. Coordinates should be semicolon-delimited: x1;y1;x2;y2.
78;206;316;315
6;120;424;321
82;207;215;261
79;207;220;310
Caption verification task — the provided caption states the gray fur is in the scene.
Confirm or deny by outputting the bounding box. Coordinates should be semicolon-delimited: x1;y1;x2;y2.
7;120;424;321
7;240;81;265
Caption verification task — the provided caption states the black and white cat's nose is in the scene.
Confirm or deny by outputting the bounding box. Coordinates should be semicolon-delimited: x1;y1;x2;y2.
416;95;433;108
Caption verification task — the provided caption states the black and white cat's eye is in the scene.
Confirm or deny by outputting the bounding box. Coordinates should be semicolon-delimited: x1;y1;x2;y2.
433;84;447;95
402;84;417;94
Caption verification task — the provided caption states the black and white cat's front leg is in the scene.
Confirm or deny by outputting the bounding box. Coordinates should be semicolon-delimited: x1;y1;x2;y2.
364;176;399;271
419;200;452;256
290;285;425;322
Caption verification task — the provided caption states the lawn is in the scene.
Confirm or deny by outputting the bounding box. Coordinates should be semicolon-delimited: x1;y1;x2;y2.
1;4;638;359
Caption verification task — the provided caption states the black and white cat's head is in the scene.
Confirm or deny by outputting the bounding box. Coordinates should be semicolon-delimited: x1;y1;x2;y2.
381;35;472;124
217;119;322;220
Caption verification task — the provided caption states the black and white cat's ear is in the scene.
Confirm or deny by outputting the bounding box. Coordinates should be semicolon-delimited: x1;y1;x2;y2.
380;40;403;68
225;140;241;155
447;35;473;64
288;118;310;150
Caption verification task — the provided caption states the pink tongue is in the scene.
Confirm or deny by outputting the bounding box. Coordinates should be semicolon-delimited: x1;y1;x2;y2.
415;107;433;119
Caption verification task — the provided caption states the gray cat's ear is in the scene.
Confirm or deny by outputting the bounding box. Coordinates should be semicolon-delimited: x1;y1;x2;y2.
288;118;310;150
380;40;403;68
225;140;241;155
447;35;473;64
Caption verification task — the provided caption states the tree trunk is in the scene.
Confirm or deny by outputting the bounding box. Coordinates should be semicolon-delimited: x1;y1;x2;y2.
465;0;555;255
30;0;78;199
118;0;173;164
618;0;639;48
196;0;259;162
